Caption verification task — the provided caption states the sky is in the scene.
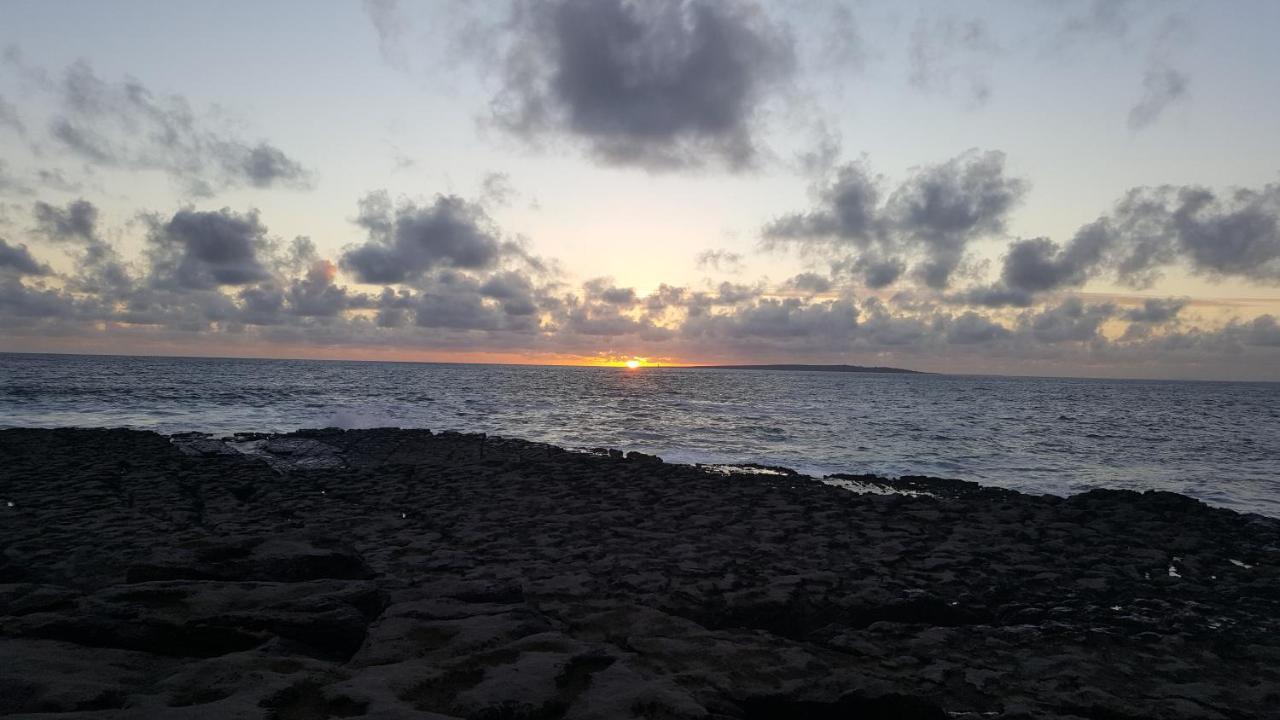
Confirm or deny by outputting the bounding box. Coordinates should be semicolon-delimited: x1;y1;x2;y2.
1;0;1279;379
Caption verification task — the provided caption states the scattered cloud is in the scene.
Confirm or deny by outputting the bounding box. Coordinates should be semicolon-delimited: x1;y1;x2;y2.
695;249;744;273
766;149;1027;290
5;56;311;195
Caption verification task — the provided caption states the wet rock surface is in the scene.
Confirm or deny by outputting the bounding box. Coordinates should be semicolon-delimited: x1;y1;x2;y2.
1;427;1278;719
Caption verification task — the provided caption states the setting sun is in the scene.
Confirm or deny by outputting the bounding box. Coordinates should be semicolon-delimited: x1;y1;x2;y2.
625;360;641;369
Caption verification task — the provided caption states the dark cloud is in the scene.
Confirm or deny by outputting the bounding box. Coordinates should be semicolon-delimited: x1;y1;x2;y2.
286;260;360;318
854;255;906;290
342;192;505;284
241;144;308;189
0;238;50;276
583;278;639;306
148;208;273;290
0;278;77;321
479;269;539;315
967;180;1280;307
978;220;1112;303
1019;298;1114;344
946;311;1011;344
1124;297;1186;324
33;198;100;245
765;160;881;245
890;150;1027;288
784;272;831;294
18;59;310;195
683;296;859;342
770;150;1024;291
491;0;794;170
32;199;134;299
1246;315;1280;347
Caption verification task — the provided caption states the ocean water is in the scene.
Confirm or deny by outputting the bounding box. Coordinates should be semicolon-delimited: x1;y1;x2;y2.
2;352;1278;516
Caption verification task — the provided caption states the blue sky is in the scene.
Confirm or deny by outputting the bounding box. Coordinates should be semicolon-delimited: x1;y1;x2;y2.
2;1;1280;378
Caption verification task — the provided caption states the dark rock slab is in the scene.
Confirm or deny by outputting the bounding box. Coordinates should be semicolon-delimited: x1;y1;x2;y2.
1;427;1278;718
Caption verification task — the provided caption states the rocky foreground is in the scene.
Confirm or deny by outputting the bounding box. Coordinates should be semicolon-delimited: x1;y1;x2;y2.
1;428;1278;719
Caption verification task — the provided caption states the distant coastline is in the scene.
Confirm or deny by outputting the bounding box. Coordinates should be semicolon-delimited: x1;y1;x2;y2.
689;363;927;375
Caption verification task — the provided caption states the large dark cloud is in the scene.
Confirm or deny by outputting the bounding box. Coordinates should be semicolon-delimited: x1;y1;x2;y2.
767;150;1026;290
10;57;310;195
342;192;505;285
491;0;794;170
0;238;49;276
147;208;273;290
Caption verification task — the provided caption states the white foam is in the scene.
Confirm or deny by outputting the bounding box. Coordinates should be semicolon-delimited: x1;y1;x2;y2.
1230;559;1254;569
700;464;790;476
819;477;936;497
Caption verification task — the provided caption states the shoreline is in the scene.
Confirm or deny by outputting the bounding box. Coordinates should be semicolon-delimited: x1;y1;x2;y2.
2;426;1278;718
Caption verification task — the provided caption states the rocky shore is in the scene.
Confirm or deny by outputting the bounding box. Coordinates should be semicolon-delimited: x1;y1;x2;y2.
1;427;1278;719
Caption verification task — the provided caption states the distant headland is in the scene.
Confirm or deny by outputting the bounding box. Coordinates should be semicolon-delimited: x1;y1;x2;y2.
689;363;927;374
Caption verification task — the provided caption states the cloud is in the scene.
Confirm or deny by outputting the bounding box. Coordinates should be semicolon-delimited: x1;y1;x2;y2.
11;58;310;195
946;310;1011;344
0;238;50;276
683;295;860;342
490;0;795;170
341;191;505;284
1128;63;1188;131
695;249;744;272
364;0;410;71
147;208;274;290
286;260;361;318
767;150;1026;290
907;15;997;106
3;189;1279;380
784;272;831;294
0;160;33;197
890;150;1028;288
1019;297;1114;344
765;159;881;245
967;180;1280;307
0;92;24;134
1124;297;1186;324
1127;15;1192;131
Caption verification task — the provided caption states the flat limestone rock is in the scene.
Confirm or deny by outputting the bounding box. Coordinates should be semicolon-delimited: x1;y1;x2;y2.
1;427;1278;719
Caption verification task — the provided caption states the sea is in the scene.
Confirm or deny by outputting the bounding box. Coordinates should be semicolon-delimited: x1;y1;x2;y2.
2;352;1278;516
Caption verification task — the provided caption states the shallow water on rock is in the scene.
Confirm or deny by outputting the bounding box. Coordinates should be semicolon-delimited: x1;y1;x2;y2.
3;352;1279;515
